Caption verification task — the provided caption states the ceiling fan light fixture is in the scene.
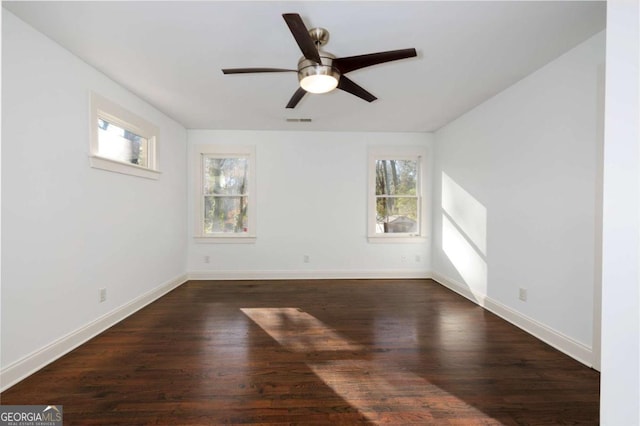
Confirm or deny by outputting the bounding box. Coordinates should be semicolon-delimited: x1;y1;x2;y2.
299;69;339;94
298;52;340;94
222;14;417;108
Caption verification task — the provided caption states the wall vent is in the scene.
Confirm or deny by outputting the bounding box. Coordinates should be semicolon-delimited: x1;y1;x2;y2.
286;118;312;122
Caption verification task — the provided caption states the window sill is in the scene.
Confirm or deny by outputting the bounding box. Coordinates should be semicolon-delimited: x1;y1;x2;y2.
368;236;428;244
90;155;161;180
194;236;257;244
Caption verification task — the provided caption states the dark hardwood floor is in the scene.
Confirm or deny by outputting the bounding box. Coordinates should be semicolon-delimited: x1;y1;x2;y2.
1;279;599;425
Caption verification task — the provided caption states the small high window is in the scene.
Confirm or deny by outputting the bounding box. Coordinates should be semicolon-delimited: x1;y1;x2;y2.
90;92;159;179
97;118;149;167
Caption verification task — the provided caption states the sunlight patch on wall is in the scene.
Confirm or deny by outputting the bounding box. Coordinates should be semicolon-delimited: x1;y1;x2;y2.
442;213;488;295
441;172;488;295
240;308;363;352
442;172;487;255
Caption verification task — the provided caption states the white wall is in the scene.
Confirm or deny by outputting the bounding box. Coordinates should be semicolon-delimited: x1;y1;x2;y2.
431;32;605;364
600;0;640;423
187;130;432;279
1;11;188;385
3;5;626;408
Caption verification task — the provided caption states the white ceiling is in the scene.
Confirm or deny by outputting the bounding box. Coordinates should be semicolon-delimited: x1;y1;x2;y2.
4;1;605;132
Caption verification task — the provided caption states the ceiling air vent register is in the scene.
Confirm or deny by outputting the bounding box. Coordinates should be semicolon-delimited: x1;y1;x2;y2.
286;118;313;122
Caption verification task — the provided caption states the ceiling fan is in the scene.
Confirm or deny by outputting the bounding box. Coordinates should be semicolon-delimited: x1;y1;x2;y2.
222;13;417;109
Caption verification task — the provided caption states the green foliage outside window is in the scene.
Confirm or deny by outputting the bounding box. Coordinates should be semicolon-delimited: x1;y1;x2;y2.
203;157;248;234
375;159;418;233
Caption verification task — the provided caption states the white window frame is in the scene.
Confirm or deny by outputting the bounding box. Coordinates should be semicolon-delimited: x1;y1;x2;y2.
89;92;160;180
368;146;429;244
193;144;256;244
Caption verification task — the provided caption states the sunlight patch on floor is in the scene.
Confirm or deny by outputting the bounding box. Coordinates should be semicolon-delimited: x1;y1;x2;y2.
242;307;492;424
240;307;363;352
309;360;487;424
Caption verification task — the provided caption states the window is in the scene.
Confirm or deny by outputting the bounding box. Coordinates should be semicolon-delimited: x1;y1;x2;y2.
193;145;256;243
368;147;428;243
90;92;160;179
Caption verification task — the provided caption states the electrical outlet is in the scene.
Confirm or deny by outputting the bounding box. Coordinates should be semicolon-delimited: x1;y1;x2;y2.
401;255;408;263
519;288;527;302
99;288;107;303
415;255;421;263
204;255;210;264
303;255;310;263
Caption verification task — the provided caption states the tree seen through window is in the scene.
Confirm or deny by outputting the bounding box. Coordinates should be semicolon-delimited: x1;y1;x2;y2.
375;159;418;233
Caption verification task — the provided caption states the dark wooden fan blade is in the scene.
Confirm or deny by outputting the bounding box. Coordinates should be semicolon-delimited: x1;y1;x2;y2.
282;13;321;64
222;68;296;74
333;48;417;74
286;87;307;109
337;76;377;103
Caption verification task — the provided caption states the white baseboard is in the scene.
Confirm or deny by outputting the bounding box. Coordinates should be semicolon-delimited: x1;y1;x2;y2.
430;271;594;368
430;271;489;307
0;274;188;392
188;269;431;281
2;271;593;392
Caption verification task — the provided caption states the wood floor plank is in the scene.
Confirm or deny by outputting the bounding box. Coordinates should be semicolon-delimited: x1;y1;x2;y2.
1;279;599;424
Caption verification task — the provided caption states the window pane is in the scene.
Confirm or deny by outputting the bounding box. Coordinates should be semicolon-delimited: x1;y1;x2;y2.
97;118;148;167
375;160;417;196
376;197;418;233
204;196;248;234
203;157;248;195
